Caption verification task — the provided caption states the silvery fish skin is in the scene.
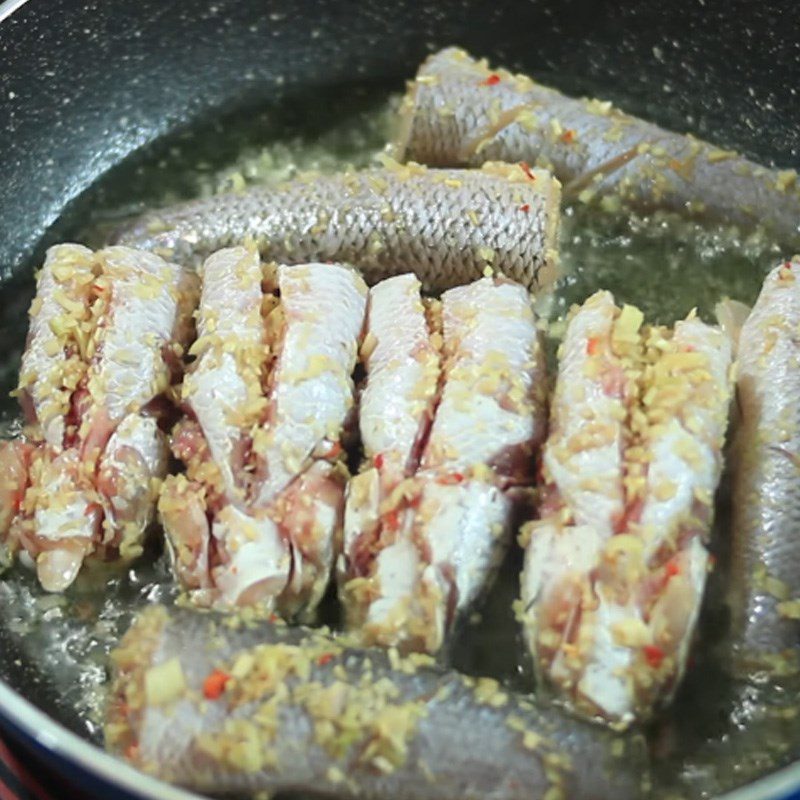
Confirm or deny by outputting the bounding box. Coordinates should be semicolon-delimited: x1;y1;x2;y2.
115;162;562;293
730;261;800;668
0;245;196;591
394;47;800;243
340;276;547;653
520;292;733;726
160;249;366;617
105;605;646;800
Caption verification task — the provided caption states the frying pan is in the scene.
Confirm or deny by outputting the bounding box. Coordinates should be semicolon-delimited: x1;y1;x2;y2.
1;0;799;797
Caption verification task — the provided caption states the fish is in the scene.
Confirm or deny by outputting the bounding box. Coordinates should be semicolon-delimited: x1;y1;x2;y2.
519;291;733;726
105;604;646;800
728;260;800;671
393;47;800;243
114;161;562;293
0;245;197;591
340;275;547;653
160;248;367;618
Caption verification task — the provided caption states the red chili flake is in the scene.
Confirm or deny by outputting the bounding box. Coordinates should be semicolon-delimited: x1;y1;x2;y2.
269;613;278;623
317;652;335;667
643;644;665;669
560;128;576;143
373;453;385;470
125;742;140;760
519;203;530;213
203;669;231;700
520;161;536;181
480;73;501;86
785;261;794;270
384;509;401;531
408;494;422;509
665;560;681;578
437;472;465;485
586;336;601;356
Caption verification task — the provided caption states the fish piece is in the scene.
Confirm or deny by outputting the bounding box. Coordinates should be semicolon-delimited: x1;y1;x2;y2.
730;261;800;667
115;162;562;293
252;263;367;506
105;605;646;800
182;246;265;506
1;245;196;591
79;246;197;461
16;244;96;448
97;413;169;559
394;47;800;243
358;273;440;484
422;277;548;483
341;276;546;653
520;293;733;726
162;251;364;617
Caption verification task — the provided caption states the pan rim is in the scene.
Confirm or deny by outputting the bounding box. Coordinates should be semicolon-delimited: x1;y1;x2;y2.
0;676;203;800
0;1;798;798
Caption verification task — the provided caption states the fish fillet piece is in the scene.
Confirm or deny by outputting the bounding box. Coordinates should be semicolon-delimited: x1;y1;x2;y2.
394;47;800;242
1;245;196;591
79;246;197;461
161;251;364;617
252;262;367;506
341;276;546;653
16;244;96;448
182;246;266;505
115;162;561;293
358;274;440;483
105;605;646;800
520;292;733;726
730;261;800;668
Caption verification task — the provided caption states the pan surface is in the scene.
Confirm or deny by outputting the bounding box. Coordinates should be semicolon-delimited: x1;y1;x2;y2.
1;0;800;798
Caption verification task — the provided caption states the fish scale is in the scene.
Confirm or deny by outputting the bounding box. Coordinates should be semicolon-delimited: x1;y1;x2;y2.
106;605;645;800
116;162;561;293
394;47;800;244
731;261;800;662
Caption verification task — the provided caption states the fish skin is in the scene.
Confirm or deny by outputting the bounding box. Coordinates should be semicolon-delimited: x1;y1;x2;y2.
521;292;733;726
341;276;546;653
105;605;646;800
394;47;800;243
2;245;197;591
730;261;800;664
114;162;562;293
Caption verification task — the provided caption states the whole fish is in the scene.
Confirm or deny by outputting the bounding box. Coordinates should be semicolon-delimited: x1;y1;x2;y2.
115;162;562;293
161;248;366;617
729;260;800;670
1;245;197;591
520;292;733;726
105;605;646;800
341;275;547;653
393;47;800;243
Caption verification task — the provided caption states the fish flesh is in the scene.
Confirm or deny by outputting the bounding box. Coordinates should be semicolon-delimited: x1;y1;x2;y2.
115;161;562;293
160;247;367;618
520;291;733;726
729;261;800;671
105;604;646;800
393;47;800;243
340;275;547;653
0;245;197;591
